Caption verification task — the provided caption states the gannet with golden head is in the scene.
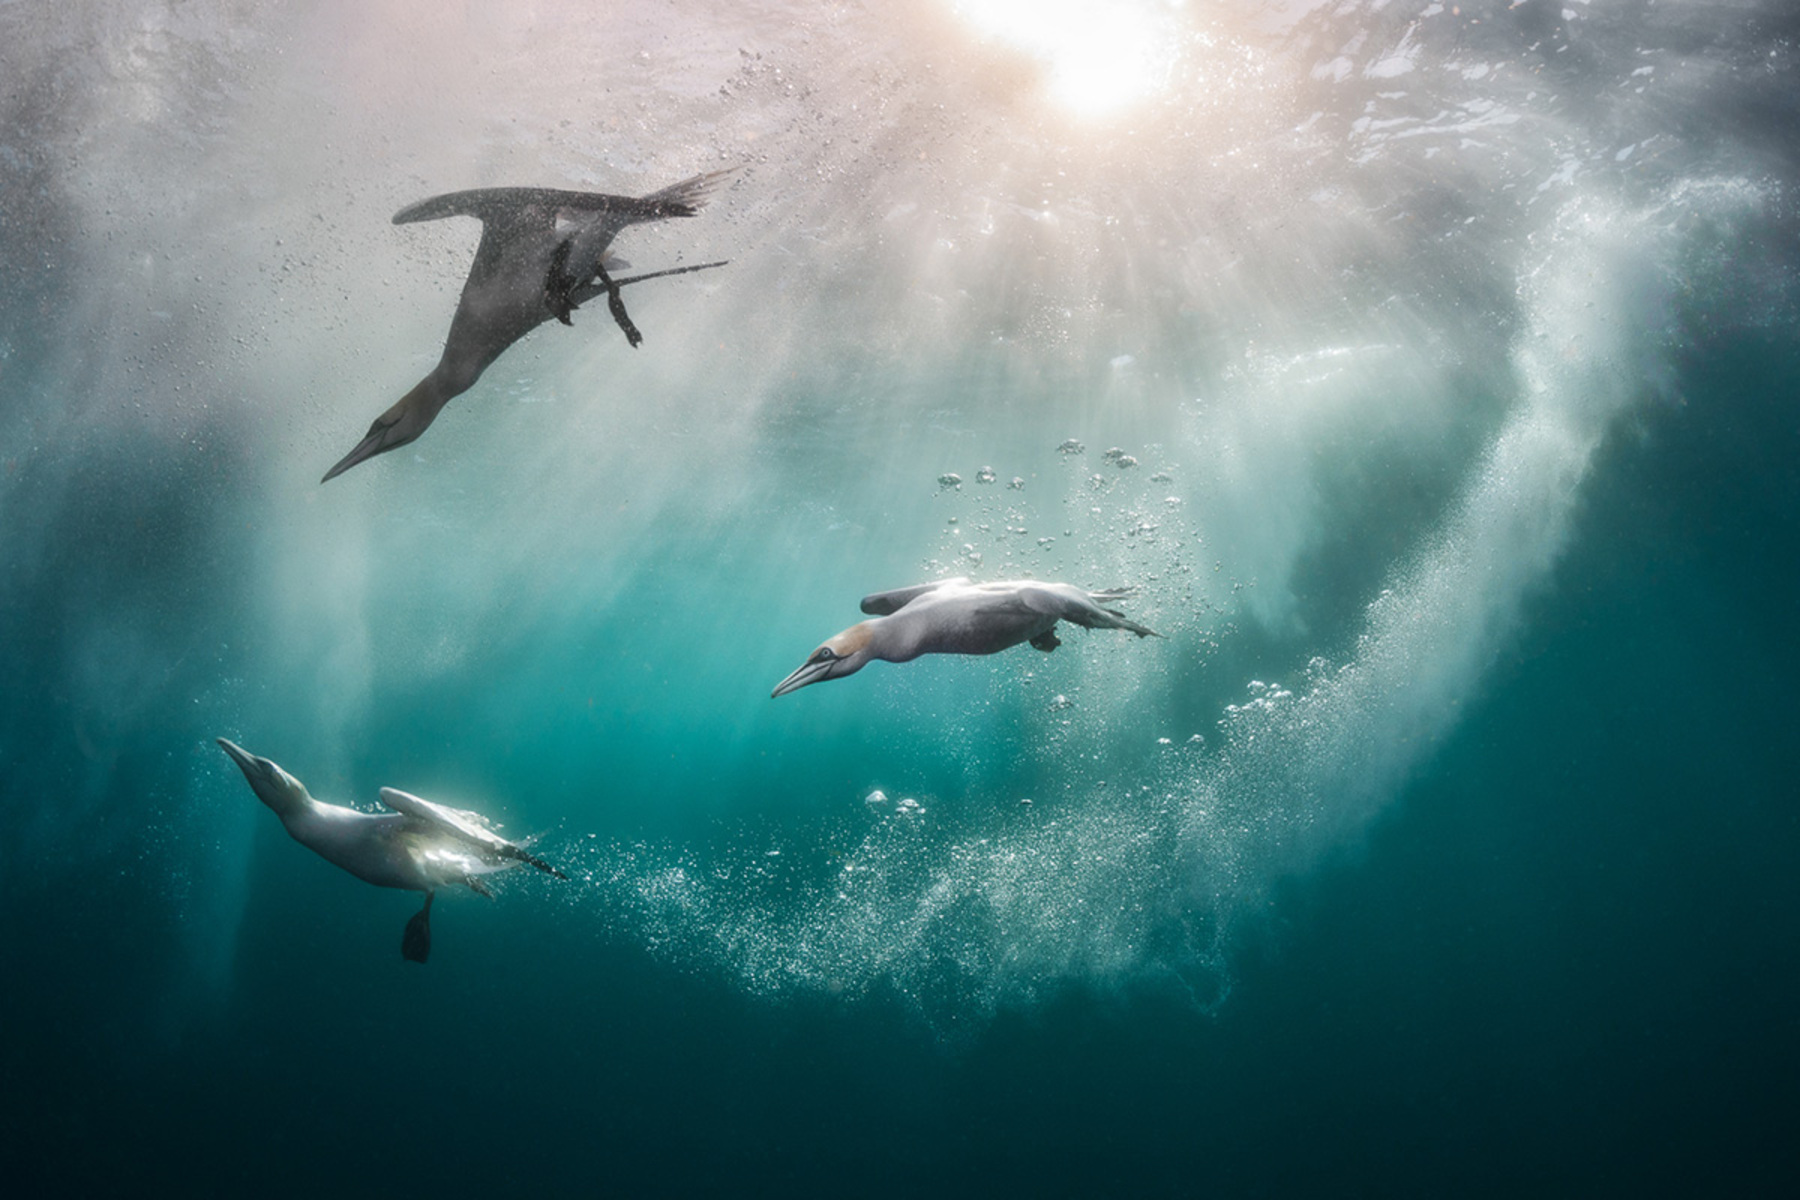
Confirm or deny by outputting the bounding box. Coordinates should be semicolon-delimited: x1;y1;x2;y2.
217;738;567;963
771;578;1160;697
322;167;734;482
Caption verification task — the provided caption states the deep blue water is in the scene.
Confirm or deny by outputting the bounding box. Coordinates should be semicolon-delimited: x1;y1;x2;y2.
4;2;1799;1195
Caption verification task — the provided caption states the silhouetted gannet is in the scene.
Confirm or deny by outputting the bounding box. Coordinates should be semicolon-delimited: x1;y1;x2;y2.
771;577;1160;697
322;168;734;482
217;738;567;963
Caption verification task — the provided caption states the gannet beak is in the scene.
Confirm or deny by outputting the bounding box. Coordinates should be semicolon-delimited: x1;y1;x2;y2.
322;378;442;483
771;659;834;698
216;737;262;778
321;418;401;483
217;737;311;816
217;736;281;802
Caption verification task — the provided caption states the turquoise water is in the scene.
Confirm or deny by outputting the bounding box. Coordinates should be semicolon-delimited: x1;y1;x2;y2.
4;1;1798;1193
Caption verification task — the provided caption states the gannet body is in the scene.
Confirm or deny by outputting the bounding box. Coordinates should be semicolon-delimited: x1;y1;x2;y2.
772;578;1159;697
322;169;733;482
216;738;566;962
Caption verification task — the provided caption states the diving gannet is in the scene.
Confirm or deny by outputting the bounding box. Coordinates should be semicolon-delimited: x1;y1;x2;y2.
771;577;1160;697
321;168;734;482
217;738;567;963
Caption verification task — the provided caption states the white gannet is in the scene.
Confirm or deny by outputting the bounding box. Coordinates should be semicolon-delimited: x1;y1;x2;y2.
321;168;735;482
771;577;1160;697
217;738;567;963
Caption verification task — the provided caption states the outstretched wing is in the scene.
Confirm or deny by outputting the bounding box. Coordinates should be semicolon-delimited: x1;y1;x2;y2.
861;577;970;616
392;169;737;227
396;172;736;309
393;187;655;227
379;788;569;879
1015;584;1160;638
380;785;501;843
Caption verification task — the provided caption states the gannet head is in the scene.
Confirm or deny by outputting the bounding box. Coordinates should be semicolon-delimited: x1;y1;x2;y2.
216;738;314;818
321;377;445;483
771;622;876;697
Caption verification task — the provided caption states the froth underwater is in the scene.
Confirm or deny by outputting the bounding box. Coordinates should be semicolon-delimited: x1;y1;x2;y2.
3;1;1797;1194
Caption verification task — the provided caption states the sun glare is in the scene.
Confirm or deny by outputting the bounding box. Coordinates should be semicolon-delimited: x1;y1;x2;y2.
951;0;1179;118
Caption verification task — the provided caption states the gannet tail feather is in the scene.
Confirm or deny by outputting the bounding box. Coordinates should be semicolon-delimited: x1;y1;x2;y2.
1046;586;1161;639
637;167;739;219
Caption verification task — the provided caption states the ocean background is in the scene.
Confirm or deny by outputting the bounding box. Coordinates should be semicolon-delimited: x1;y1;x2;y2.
3;0;1797;1193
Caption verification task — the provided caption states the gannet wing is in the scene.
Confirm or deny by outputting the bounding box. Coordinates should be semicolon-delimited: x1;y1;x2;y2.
392;169;737;228
393;189;530;225
393;188;650;227
1015;584;1160;638
379;788;569;879
396;191;641;294
380;786;501;842
861;577;970;616
397;174;735;302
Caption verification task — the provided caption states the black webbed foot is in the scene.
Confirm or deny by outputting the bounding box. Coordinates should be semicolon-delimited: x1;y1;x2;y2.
594;262;643;348
545;240;581;326
401;891;434;964
1030;629;1062;652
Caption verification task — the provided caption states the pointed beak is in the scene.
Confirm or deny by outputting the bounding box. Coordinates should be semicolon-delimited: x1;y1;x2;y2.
321;421;399;483
217;737;311;817
771;659;833;698
216;738;279;801
216;737;259;777
322;378;441;484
